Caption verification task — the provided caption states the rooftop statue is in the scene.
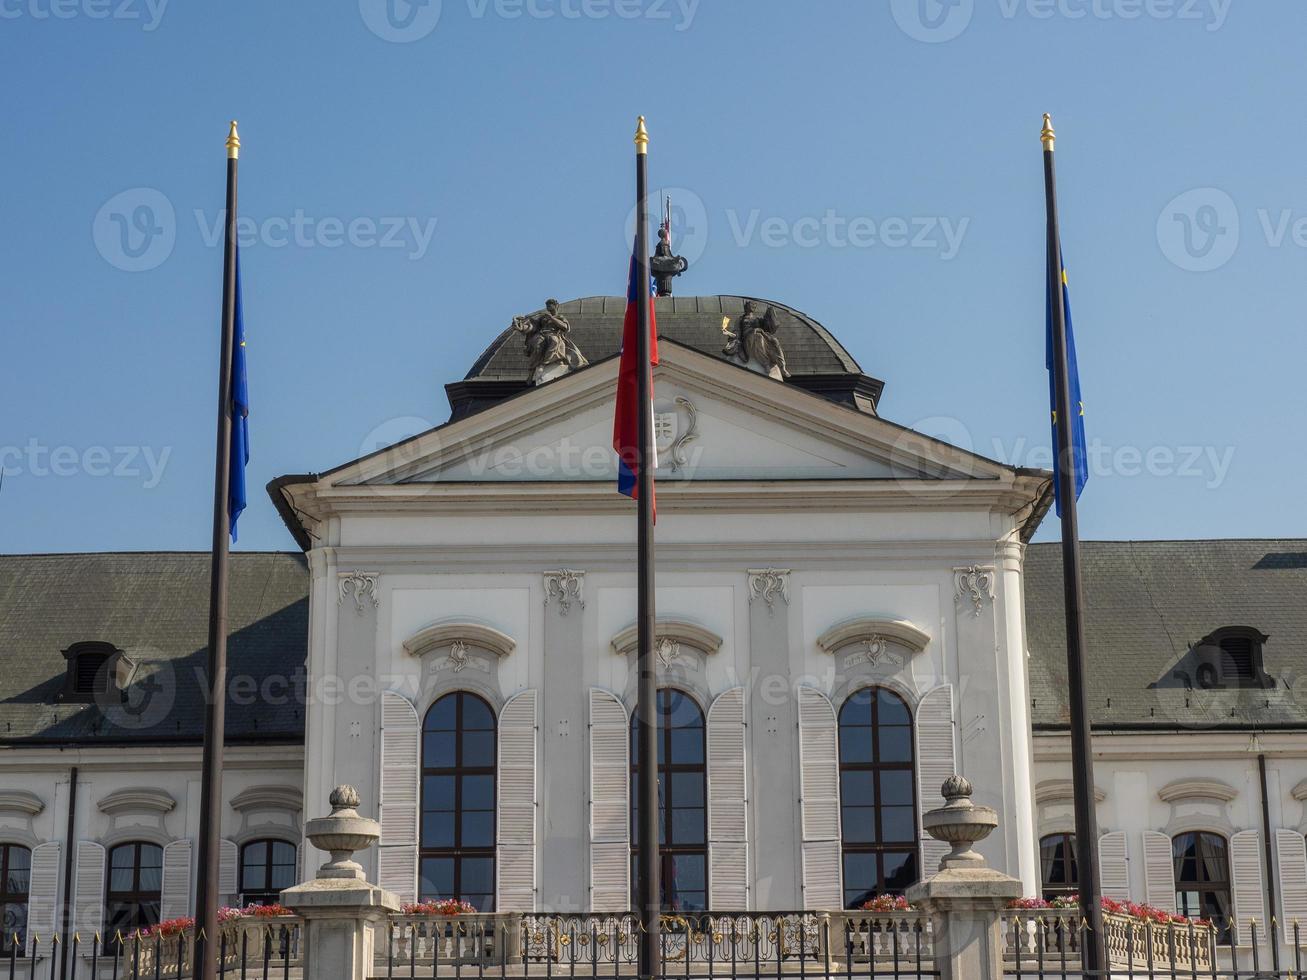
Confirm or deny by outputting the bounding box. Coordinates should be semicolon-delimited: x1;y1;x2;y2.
511;299;589;384
723;301;790;380
650;224;689;297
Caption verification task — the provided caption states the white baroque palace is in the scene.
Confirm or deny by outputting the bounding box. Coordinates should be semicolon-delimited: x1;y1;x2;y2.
1;296;1304;963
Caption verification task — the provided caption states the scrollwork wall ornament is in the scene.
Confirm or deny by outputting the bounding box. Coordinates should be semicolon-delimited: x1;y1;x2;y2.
337;571;380;614
747;568;791;614
656;637;682;670
671;396;698;472
543;569;585;615
953;565;996;615
448;641;469;673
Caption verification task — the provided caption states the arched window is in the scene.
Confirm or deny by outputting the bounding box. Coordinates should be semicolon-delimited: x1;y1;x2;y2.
1173;831;1233;945
239;839;298;907
838;687;918;908
1039;833;1078;899
1;844;31;954
630;689;707;911
105;842;163;934
420;692;497;911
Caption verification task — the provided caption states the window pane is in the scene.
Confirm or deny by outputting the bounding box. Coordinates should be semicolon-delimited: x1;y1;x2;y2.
669;730;703;764
462;732;495;767
138;862;163;894
462;775;495;810
420;858;454;898
877;690;912;726
270;841;297;868
111;847;136;870
877;726;913;763
841;806;878;843
665;691;702;729
110;866;135;892
424;695;457;732
671;808;705;845
882;850;917;891
671;772;704;807
839;727;873;764
460;857;494;895
879;770;914;806
842;852;877;909
462;696;495;730
666;854;706;911
424;732;456;769
840;689;875;727
461;812;494;848
422;812;456;848
424;774;455;810
841;771;876;806
4;847;31;895
881;806;917;843
1;903;26;948
242;855;268;891
269;862;296;891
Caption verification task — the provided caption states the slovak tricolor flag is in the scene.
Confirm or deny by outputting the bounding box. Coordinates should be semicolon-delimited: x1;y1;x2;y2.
613;237;658;514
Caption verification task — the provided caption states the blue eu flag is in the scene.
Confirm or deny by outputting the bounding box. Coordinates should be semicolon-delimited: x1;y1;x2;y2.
228;246;249;540
1046;251;1087;517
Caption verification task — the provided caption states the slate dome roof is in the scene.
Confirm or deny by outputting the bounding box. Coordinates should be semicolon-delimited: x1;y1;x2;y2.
447;295;884;420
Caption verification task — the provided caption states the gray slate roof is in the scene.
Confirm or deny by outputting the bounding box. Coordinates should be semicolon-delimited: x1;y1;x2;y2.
0;552;307;744
1025;540;1307;730
466;295;862;380
2;541;1302;745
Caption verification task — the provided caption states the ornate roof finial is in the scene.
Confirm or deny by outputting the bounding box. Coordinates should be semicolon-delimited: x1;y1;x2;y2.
634;115;649;155
1041;113;1055;152
226;120;241;159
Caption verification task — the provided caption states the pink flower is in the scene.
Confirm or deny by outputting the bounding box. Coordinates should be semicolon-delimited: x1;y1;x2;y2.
859;895;914;913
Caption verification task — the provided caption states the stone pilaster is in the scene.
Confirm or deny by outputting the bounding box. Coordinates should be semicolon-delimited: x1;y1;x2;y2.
746;567;799;908
332;569;382;880
540;569;587;910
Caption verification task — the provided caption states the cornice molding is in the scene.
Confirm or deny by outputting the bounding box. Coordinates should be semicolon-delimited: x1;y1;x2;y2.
0;790;45;816
1158;778;1238;804
403;620;516;660
97;787;177;816
611;619;723;658
1035;779;1107;806
230;785;303;815
817;617;932;655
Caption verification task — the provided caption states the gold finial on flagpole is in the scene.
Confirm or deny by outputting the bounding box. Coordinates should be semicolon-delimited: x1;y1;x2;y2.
634;116;649;155
1041;113;1056;151
226;121;241;159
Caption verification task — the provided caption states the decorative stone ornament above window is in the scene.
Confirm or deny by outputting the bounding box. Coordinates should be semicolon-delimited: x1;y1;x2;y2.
1157;777;1238;837
817;618;932;660
610;619;723;662
543;569;585;615
403;621;516;678
97;787;176;816
1034;779;1108;806
1157;778;1238;805
0;790;45;816
953;566;996;615
747;568;791;614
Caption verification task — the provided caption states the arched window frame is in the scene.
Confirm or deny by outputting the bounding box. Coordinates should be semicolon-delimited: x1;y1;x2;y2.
238;838;298;907
419;691;498;911
1039;832;1078;900
837;685;919;909
630;687;708;912
1172;830;1233;945
105;841;163;934
0;843;31;954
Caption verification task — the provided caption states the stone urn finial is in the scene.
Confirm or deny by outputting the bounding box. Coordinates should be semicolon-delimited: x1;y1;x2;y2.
921;774;998;872
304;784;380;881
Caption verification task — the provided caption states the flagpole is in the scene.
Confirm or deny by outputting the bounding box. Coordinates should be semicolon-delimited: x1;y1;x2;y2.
193;120;240;980
1041;113;1106;976
633;114;662;980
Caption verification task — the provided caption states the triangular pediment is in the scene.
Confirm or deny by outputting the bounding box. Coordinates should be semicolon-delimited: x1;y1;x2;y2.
325;344;1013;488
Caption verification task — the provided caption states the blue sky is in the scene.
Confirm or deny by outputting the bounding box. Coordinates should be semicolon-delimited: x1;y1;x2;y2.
1;0;1299;553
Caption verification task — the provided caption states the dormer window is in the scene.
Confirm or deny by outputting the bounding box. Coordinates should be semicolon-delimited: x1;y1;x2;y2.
1195;627;1272;689
59;642;132;703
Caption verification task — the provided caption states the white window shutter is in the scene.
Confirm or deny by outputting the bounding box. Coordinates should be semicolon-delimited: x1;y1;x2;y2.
379;690;420;904
1230;829;1266;946
73;841;105;939
1098;831;1130;901
916;685;956;878
218;839;239;902
796;687;841;909
1141;831;1177;914
707;687;748;909
1276;829;1307;943
26;842;61;939
160;839;193;920
497;690;537;912
589;688;629;912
